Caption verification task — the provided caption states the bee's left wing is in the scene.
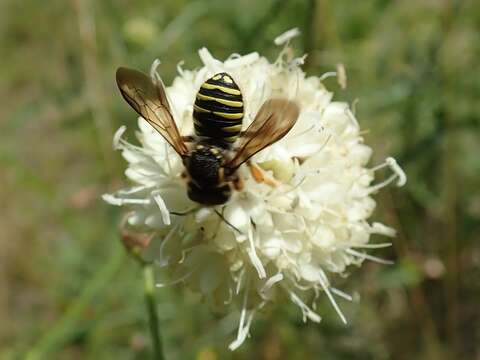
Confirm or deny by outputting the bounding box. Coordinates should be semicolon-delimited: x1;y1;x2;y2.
225;99;299;171
116;67;188;156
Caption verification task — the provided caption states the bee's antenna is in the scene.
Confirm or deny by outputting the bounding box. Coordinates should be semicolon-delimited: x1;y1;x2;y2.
214;208;243;235
170;207;199;216
170;207;243;235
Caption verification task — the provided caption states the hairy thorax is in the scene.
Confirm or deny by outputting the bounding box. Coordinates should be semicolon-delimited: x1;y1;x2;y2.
183;143;233;205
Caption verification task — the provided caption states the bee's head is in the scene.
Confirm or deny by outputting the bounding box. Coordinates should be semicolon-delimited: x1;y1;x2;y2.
185;144;226;187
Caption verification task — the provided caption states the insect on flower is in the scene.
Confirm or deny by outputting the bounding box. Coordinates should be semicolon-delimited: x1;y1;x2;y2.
116;67;300;206
106;36;408;351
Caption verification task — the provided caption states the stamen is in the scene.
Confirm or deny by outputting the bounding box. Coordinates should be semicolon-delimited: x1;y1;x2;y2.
118;134;156;155
229;310;255;351
117;184;154;195
164;142;173;174
198;47;223;71
351;242;392;249
288;290;321;323
312;286;320;309
237;290;248;337
318;270;347;324
289;276;314;291
346;249;394;265
102;194;150;206
370;222;396;237
156;269;195;288
319;71;337;82
386;157;407;186
326;259;346;273
158;224;180;266
351;98;360;115
235;268;245;295
225;52;259;68
274;28;301;46
113;125;127;149
260;273;284;297
330;287;353;302
336;63;347;89
370;161;390;172
368;157;407;193
247;228;266;279
229;278;256;351
176;60;185;76
345;108;359;129
150;59;161;80
152;193;171;226
224;287;233;305
287;67;301;99
290;55;307;67
267;176;306;198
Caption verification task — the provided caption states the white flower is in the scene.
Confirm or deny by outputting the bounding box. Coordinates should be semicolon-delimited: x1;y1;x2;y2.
104;30;406;350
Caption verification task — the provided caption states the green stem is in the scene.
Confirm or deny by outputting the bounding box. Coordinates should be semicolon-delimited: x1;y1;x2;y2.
143;263;164;360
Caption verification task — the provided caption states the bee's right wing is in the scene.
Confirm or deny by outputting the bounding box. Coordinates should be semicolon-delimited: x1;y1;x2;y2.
226;99;300;171
116;67;188;156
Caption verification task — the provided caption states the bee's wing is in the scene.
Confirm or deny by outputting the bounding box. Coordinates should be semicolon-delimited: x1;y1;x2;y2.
116;67;188;156
226;99;299;171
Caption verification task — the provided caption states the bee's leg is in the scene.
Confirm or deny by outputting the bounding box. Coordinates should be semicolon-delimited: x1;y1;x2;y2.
247;161;280;187
232;175;244;191
214;209;242;234
170;207;199;216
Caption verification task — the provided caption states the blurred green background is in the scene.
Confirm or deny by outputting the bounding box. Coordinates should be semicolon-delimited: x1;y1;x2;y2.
1;0;479;359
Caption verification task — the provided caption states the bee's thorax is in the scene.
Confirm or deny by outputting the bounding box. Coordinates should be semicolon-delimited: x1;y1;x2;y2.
184;143;233;205
185;144;225;188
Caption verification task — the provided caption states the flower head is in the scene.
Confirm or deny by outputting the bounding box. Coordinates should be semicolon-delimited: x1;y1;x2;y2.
104;29;406;350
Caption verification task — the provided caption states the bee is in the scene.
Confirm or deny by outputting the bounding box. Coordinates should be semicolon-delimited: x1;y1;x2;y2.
116;67;299;206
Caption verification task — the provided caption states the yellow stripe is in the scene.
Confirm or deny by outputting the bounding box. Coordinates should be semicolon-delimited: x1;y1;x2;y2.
201;82;241;95
193;104;210;113
196;93;243;107
221;124;242;133
224;136;238;142
222;74;233;84
213;111;243;120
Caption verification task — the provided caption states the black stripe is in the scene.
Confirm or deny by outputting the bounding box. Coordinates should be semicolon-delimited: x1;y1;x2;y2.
194;120;241;135
194;125;240;140
194;99;243;114
193;111;243;125
198;87;243;102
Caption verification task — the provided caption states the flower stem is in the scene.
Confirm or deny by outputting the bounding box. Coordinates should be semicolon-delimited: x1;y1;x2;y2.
143;263;164;360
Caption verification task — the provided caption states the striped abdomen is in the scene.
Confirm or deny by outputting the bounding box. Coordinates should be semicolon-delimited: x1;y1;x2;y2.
193;72;244;145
